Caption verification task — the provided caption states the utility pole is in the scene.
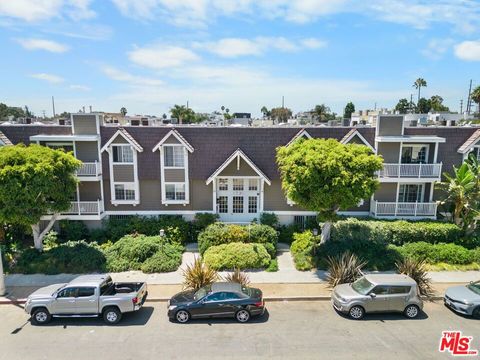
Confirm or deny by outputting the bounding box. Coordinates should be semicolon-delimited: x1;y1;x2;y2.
460;99;463;114
52;96;56;117
0;246;6;296
282;96;284;109
467;79;473;115
42;110;46;118
186;100;189;109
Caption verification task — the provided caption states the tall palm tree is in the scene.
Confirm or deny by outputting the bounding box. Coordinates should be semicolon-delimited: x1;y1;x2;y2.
471;86;480;114
413;78;427;104
260;106;269;118
313;104;330;122
120;107;127;116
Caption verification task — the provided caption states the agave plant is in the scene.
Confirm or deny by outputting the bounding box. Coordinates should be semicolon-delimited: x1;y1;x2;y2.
223;268;250;287
396;258;435;300
326;251;366;288
182;257;218;291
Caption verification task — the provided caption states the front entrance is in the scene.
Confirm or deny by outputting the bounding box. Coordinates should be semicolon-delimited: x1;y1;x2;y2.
215;177;260;222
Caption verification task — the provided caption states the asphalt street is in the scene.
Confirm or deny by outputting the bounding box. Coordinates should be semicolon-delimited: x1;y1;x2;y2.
0;301;478;360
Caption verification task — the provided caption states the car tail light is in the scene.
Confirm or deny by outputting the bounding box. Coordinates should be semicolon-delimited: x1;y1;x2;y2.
132;297;139;305
254;300;263;307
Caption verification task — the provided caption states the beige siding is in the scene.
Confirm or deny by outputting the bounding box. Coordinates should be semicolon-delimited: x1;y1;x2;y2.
191;180;212;210
113;165;135;182
76;141;99;162
72;115;98;135
164;169;185;182
163;136;181;144
377;142;401;163
112;136;128;144
218;157;259;177
79;182;101;201
374;183;397;202
264;180;304;211
348;134;366;145
377;116;403;136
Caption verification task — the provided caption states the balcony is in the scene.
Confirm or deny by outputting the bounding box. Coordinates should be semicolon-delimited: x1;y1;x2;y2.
76;161;101;177
64;200;104;215
378;163;442;181
373;201;437;217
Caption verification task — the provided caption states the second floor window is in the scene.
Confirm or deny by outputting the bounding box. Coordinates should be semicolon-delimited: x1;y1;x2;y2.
165;183;185;201
401;145;427;164
114;183;135;200
164;146;184;167
113;145;133;163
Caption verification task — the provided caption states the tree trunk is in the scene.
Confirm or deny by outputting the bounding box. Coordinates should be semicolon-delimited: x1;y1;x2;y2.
320;221;332;244
31;213;59;251
0;246;6;296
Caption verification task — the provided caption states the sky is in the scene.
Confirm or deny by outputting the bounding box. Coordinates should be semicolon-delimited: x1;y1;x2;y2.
0;0;479;118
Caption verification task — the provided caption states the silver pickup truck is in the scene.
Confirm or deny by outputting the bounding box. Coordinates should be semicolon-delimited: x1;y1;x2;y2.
24;274;147;325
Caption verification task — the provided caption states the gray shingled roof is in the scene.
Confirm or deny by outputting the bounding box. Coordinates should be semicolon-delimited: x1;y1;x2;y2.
0;130;12;145
457;128;480;154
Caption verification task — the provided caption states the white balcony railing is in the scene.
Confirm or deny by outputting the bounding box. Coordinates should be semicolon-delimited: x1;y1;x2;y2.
64;200;104;215
76;161;101;177
374;201;437;217
378;163;442;179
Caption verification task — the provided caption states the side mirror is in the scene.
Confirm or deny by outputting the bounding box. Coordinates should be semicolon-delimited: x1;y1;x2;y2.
370;293;376;298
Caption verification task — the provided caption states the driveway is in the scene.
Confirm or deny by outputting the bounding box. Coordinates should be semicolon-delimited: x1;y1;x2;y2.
0;301;478;359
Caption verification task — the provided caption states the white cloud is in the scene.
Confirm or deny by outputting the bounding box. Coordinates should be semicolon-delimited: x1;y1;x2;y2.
17;38;69;53
194;37;326;58
0;0;95;22
420;38;454;60
69;84;91;91
30;73;65;83
102;66;164;86
454;40;480;61
128;45;199;70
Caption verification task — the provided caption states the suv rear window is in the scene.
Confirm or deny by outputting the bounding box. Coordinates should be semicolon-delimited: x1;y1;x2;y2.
389;286;411;294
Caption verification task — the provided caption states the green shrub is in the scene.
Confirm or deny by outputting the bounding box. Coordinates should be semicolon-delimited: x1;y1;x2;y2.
43;230;59;250
203;242;271;270
331;218;463;246
58;220;89;242
278;224;302;244
259;212;280;229
14;241;106;274
393;242;474;265
290;231;317;271
140;245;183;273
89;228;109;244
198;223;278;257
191;213;219;234
103;215;189;243
266;258;278;272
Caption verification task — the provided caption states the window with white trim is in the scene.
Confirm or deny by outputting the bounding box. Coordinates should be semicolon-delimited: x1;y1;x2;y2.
248;179;258;191
233;196;243;213
112;145;133;163
114;183;136;201
164;146;184;167
398;184;423;203
165;183;186;201
248;196;257;213
217;196;228;213
469;146;480;161
218;178;228;191
401;145;428;164
233;179;244;191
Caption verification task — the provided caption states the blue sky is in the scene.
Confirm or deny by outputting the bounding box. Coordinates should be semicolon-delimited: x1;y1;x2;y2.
0;0;479;117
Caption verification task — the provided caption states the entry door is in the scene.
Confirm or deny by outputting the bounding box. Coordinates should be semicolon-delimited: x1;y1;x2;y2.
216;178;260;222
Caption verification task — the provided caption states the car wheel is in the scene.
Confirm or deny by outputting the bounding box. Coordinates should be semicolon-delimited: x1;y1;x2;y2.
31;307;51;325
404;304;420;319
235;309;251;323
472;307;480;319
103;307;122;325
175;310;190;323
348;306;365;320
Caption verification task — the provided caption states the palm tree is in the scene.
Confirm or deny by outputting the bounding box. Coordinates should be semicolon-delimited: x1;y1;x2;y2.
313;104;330;122
120;107;127;116
471;86;480;114
221;105;225;113
413;78;427;104
260;106;269;118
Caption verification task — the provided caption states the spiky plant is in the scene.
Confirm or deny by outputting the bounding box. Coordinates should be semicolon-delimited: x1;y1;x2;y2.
396;258;435;300
182;257;218;291
326;251;366;288
223;268;250;287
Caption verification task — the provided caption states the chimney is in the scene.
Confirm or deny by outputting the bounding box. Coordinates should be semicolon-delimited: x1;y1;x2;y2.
89;105;92;113
82;106;85;113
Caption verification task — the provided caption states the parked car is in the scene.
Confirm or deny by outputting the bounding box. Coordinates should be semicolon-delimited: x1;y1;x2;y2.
331;274;423;319
168;282;265;323
24;274;148;325
444;280;480;319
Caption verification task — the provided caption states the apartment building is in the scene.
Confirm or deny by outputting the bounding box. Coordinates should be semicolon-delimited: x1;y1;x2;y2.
0;114;479;227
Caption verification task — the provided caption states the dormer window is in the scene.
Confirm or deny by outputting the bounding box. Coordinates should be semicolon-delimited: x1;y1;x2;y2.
112;145;133;163
164;145;185;168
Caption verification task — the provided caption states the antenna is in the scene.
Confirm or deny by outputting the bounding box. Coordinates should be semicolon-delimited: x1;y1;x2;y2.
186;100;189;109
52;96;56;117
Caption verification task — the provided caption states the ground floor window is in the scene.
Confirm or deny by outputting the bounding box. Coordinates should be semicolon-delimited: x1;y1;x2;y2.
217;196;228;213
248;196;257;213
165;183;185;201
398;184;423;203
114;183;135;201
232;196;244;213
294;215;317;230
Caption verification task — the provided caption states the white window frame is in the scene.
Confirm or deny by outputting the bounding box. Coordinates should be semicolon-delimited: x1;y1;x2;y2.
160;144;190;205
113;182;136;203
112;144;134;164
400;144;429;164
468;146;480;161
397;183;425;203
164;182;186;202
163;145;185;169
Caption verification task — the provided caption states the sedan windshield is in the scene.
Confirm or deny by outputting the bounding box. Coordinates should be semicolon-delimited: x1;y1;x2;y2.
352;277;374;295
194;285;211;300
467;281;480;295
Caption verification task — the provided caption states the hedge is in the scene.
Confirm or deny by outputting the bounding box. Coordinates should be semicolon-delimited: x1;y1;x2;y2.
391;242;480;265
14;240;106;274
331;218;463;246
290;231;316;271
203;242;271;270
198;223;278;257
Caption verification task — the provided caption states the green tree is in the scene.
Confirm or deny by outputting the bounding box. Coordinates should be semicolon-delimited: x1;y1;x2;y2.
170;104;195;124
0;145;81;250
120;107;127;116
471;86;480;114
395;98;410;114
260;106;270;118
413;78;427;103
276;139;383;242
343;102;355;119
430;95;449;112
312;104;330;122
416;97;431;114
270;107;292;122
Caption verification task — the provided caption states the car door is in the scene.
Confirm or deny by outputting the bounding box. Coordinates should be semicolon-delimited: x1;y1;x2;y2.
74;287;98;314
388;286;411;312
52;287;78;314
365;285;390;312
219;292;241;316
196;292;227;317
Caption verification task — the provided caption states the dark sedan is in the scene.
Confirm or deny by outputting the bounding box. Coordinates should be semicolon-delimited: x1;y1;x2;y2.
167;282;265;323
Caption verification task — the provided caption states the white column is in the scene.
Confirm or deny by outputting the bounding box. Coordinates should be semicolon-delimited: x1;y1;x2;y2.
259;179;264;213
212;179;217;213
433;142;439;163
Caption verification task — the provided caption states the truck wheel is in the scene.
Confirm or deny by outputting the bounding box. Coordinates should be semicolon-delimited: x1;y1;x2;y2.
31;307;51;325
103;307;122;325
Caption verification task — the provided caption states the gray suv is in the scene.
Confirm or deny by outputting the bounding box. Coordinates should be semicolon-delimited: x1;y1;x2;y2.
331;274;423;319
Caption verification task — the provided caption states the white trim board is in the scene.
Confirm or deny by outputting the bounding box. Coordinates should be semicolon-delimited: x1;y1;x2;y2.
286;128;312;146
152;129;194;153
340;130;375;152
101;129;143;153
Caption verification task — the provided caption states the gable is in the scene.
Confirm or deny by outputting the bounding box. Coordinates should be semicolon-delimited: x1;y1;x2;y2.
217;157;259;177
